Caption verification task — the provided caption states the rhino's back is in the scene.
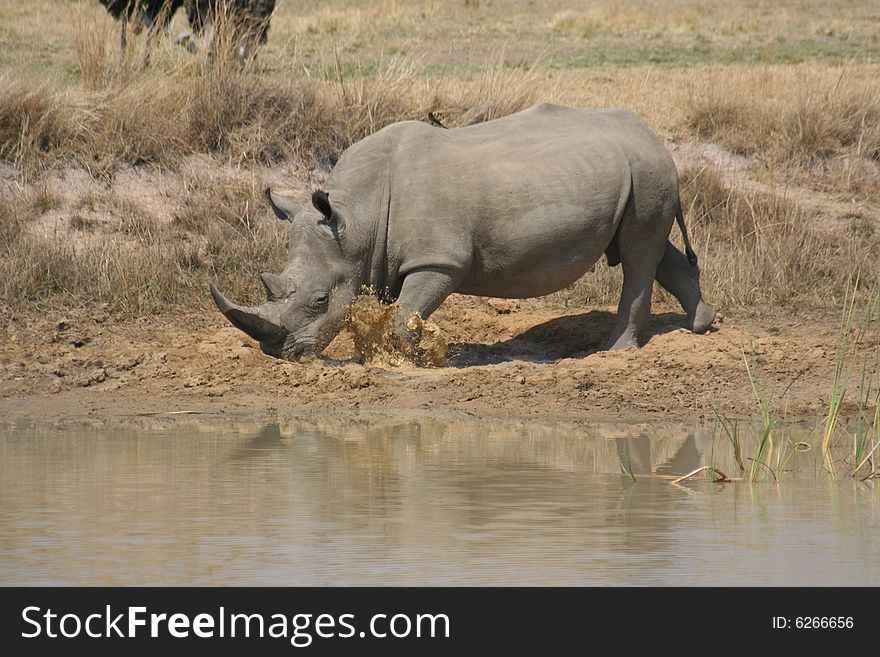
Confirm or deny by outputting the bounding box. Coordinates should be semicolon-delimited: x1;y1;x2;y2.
404;103;667;170
337;103;669;199
386;103;671;222
453;103;660;148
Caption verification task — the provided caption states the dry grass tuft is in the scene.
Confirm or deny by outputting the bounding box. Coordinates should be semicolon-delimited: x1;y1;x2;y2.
680;166;879;307
174;168;262;232
0;70;316;173
0;10;547;177
455;55;546;126
0;81;76;177
684;68;880;195
781;89;880;165
0;175;286;316
74;8;143;91
292;1;414;37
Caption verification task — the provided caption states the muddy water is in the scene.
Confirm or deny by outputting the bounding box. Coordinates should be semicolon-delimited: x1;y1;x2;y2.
1;415;877;586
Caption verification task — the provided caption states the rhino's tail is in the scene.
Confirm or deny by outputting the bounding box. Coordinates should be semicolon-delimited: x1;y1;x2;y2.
675;207;699;269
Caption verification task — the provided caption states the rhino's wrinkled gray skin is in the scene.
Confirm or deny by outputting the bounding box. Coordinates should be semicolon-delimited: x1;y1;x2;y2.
211;103;716;361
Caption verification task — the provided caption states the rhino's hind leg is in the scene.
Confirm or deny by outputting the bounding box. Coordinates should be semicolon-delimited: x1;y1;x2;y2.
605;261;657;351
655;241;716;334
604;194;669;351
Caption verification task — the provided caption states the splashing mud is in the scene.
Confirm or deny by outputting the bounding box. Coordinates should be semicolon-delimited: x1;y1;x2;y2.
344;295;447;367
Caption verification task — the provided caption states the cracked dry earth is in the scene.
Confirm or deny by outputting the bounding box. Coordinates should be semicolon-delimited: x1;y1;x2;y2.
0;295;850;424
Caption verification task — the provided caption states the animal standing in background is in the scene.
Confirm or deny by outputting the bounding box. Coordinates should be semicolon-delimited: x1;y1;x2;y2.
98;0;184;53
178;0;277;59
211;104;716;362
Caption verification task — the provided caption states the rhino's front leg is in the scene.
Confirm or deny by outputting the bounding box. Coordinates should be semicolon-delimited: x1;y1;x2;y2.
391;268;460;347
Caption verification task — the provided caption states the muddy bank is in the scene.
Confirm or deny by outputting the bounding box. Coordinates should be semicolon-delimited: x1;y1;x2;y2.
0;294;850;423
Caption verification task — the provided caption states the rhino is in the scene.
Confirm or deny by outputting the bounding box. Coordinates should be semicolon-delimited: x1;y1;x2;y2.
210;103;716;361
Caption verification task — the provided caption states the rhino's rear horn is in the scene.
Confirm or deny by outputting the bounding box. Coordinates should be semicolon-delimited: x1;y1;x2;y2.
209;282;286;343
260;272;287;301
264;187;300;222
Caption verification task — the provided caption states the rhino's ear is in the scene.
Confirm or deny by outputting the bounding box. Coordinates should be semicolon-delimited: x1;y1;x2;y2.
264;187;300;222
312;190;332;221
312;190;344;238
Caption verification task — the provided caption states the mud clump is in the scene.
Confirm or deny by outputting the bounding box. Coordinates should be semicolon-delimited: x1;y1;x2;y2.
345;295;447;367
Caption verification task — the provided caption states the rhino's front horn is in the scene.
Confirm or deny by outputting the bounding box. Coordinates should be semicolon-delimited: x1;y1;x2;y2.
209;283;286;343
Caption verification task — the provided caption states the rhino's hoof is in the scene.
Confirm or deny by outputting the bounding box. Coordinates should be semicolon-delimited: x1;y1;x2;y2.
604;332;639;351
689;301;716;334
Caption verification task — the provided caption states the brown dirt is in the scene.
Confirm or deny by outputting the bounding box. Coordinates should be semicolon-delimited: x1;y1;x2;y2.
0;294;850;424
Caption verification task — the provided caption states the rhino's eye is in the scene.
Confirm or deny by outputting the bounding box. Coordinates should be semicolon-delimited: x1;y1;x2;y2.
311;292;330;310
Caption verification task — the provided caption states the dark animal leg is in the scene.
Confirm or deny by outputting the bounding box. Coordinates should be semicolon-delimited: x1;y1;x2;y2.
119;15;128;61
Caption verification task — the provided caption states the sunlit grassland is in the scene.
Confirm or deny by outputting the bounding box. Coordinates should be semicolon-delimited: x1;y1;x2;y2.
0;0;878;340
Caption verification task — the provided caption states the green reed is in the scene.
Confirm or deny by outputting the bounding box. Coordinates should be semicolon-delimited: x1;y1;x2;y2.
618;441;638;484
822;278;878;476
742;339;776;483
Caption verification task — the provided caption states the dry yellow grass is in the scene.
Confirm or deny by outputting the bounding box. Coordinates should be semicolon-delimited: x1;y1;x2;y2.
544;0;879;40
0;174;287;315
683;67;880;195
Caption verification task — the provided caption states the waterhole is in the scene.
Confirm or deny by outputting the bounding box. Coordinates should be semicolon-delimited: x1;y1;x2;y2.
1;414;877;585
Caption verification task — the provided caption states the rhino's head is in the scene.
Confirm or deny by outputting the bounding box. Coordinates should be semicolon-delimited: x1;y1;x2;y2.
210;188;363;361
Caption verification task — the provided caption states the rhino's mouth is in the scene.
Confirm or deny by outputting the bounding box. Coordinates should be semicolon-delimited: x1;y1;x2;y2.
278;335;319;363
255;337;285;358
253;334;320;362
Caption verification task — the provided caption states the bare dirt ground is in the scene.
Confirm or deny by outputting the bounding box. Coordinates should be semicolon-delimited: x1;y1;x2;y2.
0;293;844;424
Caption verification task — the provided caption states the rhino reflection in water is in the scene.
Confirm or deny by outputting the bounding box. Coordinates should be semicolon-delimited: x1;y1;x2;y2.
210;103;716;362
